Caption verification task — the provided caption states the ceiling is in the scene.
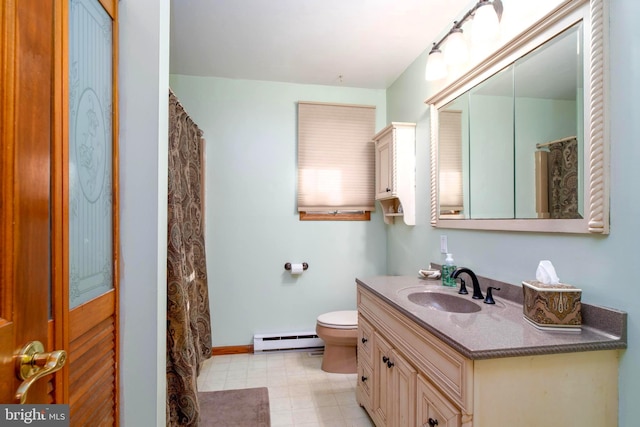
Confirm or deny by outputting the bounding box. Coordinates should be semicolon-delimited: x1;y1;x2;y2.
169;0;473;90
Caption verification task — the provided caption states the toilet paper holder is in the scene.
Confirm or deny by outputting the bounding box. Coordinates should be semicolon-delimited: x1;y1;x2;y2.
284;262;308;271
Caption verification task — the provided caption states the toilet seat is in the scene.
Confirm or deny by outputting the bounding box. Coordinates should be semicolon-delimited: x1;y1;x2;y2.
317;310;358;329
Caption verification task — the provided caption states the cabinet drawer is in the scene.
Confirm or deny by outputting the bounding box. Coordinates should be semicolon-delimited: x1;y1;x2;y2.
416;375;461;427
358;314;374;367
358;286;473;412
356;360;373;410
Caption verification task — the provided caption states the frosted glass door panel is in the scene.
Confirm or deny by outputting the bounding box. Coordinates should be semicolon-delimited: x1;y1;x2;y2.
69;0;113;308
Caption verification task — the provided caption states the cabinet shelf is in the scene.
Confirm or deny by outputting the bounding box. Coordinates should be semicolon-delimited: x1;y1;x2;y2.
380;200;407;224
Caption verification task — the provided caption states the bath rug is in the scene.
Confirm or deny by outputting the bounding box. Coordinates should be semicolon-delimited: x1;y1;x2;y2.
198;387;270;426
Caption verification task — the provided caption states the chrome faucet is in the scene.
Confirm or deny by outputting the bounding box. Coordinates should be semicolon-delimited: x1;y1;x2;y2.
450;267;483;300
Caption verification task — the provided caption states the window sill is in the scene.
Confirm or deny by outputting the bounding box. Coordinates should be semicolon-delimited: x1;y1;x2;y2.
299;211;371;221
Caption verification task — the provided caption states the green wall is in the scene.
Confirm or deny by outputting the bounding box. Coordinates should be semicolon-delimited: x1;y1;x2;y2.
119;0;169;424
169;75;388;346
469;94;514;218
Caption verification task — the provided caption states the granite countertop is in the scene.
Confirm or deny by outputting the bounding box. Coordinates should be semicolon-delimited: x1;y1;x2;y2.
356;275;627;360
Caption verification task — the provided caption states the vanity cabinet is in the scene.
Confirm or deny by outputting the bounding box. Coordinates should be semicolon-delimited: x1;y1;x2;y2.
373;122;415;225
358;287;467;427
356;283;619;427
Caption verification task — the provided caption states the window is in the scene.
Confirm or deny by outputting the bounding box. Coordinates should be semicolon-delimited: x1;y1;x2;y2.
297;102;376;221
439;110;464;215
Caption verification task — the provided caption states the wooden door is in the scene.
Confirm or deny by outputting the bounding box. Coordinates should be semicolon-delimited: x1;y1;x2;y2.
0;0;57;405
1;0;119;424
65;0;119;423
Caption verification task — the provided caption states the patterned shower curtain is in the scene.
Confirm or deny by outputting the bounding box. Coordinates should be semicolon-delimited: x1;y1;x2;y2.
548;137;582;219
167;89;212;426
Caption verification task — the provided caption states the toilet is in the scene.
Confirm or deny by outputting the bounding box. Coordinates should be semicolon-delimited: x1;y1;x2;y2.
315;310;358;374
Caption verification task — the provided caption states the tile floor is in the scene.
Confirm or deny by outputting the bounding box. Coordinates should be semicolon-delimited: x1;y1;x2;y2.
197;351;375;427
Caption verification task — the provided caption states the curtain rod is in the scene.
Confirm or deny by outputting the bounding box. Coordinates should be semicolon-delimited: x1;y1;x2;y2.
536;135;577;149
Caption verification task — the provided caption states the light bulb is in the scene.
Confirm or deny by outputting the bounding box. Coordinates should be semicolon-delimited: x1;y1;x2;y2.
425;48;447;81
443;28;468;65
473;1;500;43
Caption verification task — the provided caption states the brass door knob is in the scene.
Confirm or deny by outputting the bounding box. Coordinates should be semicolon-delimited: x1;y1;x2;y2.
14;341;67;403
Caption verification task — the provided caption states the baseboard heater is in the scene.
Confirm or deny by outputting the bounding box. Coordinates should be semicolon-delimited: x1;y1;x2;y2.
253;331;324;353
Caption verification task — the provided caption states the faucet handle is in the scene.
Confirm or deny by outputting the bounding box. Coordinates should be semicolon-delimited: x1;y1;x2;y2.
457;278;469;295
484;287;501;304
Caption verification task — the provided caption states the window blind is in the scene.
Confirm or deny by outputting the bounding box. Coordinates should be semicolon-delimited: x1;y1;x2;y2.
297;102;376;212
438;110;464;213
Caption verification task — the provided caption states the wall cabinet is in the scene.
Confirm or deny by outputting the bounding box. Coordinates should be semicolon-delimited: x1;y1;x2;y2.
373;122;415;225
356;284;619;427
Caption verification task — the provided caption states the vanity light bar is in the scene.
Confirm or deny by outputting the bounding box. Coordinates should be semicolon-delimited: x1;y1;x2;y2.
426;0;503;80
430;0;503;52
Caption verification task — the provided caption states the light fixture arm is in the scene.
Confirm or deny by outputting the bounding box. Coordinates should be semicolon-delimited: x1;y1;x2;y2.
428;0;503;53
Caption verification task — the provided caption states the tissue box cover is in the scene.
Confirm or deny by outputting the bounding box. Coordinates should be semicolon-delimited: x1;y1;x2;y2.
522;280;582;329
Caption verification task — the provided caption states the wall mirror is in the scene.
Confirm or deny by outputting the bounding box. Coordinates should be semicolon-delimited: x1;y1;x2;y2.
426;0;608;234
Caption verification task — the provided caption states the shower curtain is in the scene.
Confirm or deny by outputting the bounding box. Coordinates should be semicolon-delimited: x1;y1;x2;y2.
548;137;581;219
166;89;212;426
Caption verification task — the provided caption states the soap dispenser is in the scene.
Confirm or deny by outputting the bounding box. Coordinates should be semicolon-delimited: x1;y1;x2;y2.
442;253;457;287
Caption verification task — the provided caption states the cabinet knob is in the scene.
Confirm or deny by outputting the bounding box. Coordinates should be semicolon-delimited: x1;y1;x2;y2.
428;418;439;427
361;375;368;382
386;360;394;368
382;355;389;363
386;187;391;192
361;337;368;344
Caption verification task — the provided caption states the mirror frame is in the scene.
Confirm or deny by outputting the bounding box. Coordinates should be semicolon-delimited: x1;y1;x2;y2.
426;0;608;234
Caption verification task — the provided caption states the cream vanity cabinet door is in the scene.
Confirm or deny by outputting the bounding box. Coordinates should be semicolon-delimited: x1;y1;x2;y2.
374;130;394;199
416;375;461;427
392;349;417;427
371;331;417;427
372;332;394;426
